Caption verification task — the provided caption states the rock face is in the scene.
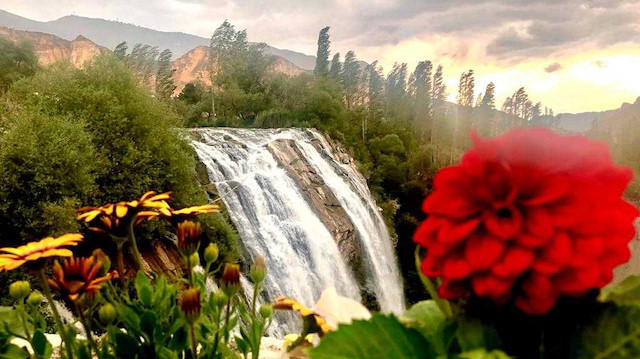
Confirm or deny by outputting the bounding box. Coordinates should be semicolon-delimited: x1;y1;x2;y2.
266;138;365;284
0;27;107;67
171;45;305;94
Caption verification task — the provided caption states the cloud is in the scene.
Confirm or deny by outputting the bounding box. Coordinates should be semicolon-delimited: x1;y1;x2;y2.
545;62;563;73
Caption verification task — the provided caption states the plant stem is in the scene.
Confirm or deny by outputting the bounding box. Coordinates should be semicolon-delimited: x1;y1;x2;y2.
223;296;232;344
38;268;74;359
74;302;99;358
212;307;221;356
115;242;127;286
189;322;198;358
251;283;259;315
414;247;453;317
127;219;144;271
16;301;31;341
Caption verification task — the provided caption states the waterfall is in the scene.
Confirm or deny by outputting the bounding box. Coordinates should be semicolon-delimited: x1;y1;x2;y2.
191;128;404;335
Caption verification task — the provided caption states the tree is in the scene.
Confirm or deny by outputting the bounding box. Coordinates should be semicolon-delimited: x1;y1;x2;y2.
114;41;128;59
457;69;474;107
329;53;341;79
0;38;38;92
156;49;176;100
386;62;408;108
315;26;331;77
481;82;495;109
408;60;433;140
430;64;447;143
178;81;205;105
432;65;446;110
341;50;361;109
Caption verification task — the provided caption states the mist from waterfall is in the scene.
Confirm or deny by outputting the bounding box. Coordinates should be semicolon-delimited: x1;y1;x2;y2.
191;128;404;335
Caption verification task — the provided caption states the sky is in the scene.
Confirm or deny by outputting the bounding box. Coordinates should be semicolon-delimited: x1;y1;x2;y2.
3;0;640;113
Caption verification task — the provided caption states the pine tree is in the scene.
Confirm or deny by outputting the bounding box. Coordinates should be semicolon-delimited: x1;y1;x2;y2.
481;82;496;109
156;49;176;100
342;50;361;109
314;26;331;77
114;41;128;59
329;53;341;79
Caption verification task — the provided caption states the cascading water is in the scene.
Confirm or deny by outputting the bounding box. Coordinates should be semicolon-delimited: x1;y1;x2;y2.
191;128;404;335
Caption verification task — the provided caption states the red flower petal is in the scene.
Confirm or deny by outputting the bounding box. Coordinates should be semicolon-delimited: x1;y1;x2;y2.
483;206;522;240
443;255;472;280
438;219;481;244
464;234;506;272
492;247;533;278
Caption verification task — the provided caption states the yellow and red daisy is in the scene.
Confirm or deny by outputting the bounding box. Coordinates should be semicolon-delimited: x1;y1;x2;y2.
49;256;112;301
0;233;83;271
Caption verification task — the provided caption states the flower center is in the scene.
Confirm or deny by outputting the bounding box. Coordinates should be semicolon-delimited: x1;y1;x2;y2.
496;207;513;219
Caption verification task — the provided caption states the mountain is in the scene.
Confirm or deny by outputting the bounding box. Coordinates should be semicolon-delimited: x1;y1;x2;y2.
172;46;304;93
0;27;107;67
0;27;304;94
555;97;640;133
0;9;316;70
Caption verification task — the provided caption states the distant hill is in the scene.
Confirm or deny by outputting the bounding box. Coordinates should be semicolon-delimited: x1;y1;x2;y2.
555;97;640;133
0;9;316;70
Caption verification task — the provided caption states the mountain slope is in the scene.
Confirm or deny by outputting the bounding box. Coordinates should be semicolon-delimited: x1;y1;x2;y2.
0;9;315;70
0;27;107;67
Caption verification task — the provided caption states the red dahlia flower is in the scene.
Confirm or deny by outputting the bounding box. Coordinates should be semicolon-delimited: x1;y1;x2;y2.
414;128;638;314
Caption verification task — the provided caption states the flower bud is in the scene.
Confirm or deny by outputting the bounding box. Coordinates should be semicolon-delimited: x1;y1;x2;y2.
91;248;111;274
221;263;241;297
259;303;273;319
9;281;31;301
179;288;201;323
98;303;117;324
204;242;219;264
176;221;201;256
249;255;267;284
213;290;228;309
26;291;43;306
189;252;200;268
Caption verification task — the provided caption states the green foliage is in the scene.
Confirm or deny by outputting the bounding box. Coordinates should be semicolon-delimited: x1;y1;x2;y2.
572;306;640;359
458;349;511;359
0;38;38;92
599;275;640;306
401;300;456;356
0;109;95;242
309;314;435;359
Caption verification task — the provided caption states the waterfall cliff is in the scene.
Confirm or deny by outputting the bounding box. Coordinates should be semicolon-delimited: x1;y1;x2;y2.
191;128;405;335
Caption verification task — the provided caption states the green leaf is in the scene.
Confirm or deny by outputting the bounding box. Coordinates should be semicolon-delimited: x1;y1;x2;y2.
140;311;157;337
400;300;456;354
31;330;52;358
458;349;512;359
599;275;640;306
572;305;640;359
456;319;500;352
114;332;140;359
309;314;435;359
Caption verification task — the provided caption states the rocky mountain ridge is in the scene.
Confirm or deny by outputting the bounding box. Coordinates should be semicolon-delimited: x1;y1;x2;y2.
0;27;304;95
0;9;316;70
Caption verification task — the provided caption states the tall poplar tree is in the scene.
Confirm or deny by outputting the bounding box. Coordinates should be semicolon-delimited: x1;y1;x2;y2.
481;82;496;109
315;26;331;77
329;53;341;79
155;49;175;100
341;50;361;109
